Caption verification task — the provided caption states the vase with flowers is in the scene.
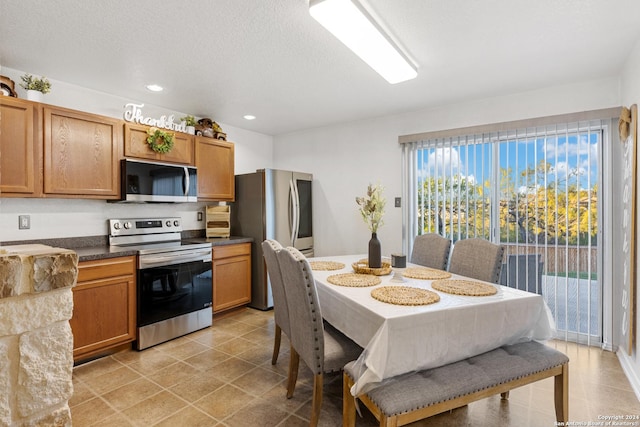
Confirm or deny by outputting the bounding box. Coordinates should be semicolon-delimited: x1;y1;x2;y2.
356;183;386;268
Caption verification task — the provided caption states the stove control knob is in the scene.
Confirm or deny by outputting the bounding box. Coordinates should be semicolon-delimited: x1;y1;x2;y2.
113;223;121;230
173;220;180;227
123;221;132;229
166;220;172;227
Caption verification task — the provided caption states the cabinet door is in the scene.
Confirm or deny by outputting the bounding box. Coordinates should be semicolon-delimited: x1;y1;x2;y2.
43;107;120;198
124;122;194;165
213;244;251;313
0;97;41;196
70;257;136;361
196;137;235;201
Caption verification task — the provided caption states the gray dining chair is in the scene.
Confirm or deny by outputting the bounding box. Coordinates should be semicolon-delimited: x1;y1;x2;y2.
277;246;362;427
410;233;452;270
448;238;505;284
261;239;289;365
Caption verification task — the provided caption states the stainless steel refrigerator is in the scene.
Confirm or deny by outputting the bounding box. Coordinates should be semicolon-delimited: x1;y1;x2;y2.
231;169;313;309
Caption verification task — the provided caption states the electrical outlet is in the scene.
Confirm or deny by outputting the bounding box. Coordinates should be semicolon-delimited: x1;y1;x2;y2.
395;197;401;208
19;215;30;230
197;211;203;221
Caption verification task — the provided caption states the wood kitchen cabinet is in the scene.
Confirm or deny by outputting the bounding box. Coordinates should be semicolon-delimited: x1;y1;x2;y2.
195;136;235;201
43;106;121;198
212;243;251;313
70;256;136;362
0;97;41;196
124;122;194;165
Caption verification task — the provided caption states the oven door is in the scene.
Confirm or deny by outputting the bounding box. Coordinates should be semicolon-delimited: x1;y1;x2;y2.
138;258;213;327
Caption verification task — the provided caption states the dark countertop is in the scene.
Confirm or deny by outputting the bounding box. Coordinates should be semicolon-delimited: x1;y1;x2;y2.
2;235;254;262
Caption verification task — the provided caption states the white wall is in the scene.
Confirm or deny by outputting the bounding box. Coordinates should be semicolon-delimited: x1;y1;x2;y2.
619;37;640;399
273;77;621;258
0;67;274;242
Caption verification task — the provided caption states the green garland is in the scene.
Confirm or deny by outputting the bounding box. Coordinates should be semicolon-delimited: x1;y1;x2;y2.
146;127;174;153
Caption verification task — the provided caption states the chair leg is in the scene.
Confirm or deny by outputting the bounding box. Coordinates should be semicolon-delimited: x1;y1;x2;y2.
287;346;300;399
310;373;323;427
554;363;569;424
343;373;356;427
500;391;510;400
272;324;282;365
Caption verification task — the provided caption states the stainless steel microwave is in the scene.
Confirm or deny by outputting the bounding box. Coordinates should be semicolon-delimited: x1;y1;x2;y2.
120;159;198;202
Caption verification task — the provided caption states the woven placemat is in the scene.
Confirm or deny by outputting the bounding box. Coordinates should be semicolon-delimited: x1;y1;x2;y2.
309;261;346;271
402;267;452;280
431;279;497;296
327;273;381;287
371;286;440;306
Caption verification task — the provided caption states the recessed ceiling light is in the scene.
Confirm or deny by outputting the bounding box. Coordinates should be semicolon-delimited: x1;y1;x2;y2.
146;84;163;92
243;115;256;120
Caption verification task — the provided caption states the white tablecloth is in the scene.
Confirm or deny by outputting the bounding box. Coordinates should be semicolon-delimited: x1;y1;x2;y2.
310;255;555;395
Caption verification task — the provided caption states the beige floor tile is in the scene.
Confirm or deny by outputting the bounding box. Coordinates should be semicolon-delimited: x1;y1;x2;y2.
223;398;290;427
82;365;142;395
231;365;286;395
146;360;201;388
168;372;225;403
152;405;219;427
193;384;255;420
70;397;117;426
182;348;231;371
101;377;163;411
68;380;96;408
155;339;210;360
206;356;258;382
121;390;188;426
214;336;260;355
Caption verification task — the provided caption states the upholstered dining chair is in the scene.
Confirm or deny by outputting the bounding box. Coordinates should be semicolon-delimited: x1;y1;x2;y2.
261;239;289;365
448;238;505;284
410;233;452;270
277;246;363;427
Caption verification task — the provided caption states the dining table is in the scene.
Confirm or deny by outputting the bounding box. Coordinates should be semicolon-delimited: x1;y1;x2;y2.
308;254;556;396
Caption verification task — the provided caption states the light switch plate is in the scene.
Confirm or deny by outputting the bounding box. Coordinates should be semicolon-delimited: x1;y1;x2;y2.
19;215;30;229
395;197;401;208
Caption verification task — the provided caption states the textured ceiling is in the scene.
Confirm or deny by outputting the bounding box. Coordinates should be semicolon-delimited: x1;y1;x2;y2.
2;0;640;136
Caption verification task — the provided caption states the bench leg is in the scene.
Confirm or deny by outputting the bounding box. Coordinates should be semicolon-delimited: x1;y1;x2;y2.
554;363;569;424
500;391;510;400
343;373;356;427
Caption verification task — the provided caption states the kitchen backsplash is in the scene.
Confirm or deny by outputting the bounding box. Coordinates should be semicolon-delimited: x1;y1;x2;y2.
0;198;209;242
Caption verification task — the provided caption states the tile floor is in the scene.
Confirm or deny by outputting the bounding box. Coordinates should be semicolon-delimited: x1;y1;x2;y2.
71;308;639;426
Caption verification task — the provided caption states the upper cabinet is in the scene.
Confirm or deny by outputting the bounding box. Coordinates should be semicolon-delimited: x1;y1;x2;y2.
43;106;121;198
0;97;41;196
195;136;235;201
124;122;194;165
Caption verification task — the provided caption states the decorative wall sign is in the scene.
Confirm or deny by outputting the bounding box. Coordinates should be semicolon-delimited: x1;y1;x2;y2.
620;104;637;353
123;103;187;133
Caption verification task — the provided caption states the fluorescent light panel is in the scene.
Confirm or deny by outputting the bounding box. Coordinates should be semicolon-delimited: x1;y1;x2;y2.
309;0;417;84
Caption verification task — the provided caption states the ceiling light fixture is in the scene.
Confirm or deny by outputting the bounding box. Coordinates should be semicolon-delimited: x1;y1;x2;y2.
243;115;256;120
309;0;417;84
145;84;163;92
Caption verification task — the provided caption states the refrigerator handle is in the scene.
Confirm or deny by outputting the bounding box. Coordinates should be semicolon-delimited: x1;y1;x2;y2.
289;179;298;245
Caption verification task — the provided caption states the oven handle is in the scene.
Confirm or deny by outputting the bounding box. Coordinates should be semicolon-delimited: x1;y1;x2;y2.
139;249;212;269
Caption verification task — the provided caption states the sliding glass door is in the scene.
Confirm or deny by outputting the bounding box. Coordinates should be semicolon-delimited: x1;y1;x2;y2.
406;120;606;345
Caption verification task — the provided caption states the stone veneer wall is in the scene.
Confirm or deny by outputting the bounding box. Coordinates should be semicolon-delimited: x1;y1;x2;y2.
0;245;78;427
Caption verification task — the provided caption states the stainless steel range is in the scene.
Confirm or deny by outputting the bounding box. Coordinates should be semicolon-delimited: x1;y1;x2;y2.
109;217;213;350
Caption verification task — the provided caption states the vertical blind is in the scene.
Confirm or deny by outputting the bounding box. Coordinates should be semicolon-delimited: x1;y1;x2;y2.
400;108;619;345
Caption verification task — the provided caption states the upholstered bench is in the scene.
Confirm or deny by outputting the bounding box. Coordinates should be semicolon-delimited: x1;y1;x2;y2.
343;341;569;427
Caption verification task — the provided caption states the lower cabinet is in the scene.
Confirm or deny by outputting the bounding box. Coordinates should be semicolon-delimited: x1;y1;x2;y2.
212;243;251;313
70;256;136;361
